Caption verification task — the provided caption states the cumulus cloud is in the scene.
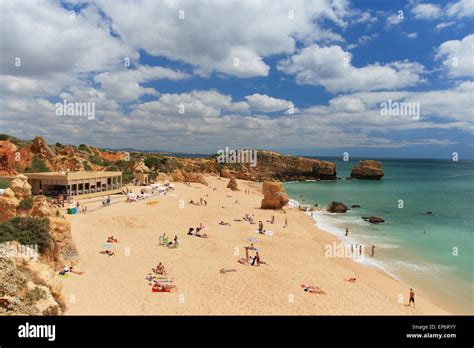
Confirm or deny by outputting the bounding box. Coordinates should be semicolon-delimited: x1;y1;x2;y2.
97;0;354;78
94;65;190;101
277;44;425;92
411;3;442;19
436;34;474;78
245;94;293;112
0;1;136;92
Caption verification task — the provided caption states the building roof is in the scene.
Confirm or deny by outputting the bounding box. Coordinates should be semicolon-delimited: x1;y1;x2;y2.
25;171;122;180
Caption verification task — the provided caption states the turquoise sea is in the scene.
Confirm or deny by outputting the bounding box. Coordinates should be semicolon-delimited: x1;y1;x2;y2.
285;158;473;314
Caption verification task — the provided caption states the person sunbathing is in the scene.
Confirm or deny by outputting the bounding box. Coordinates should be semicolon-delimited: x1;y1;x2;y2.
152;283;176;292
301;284;326;294
100;250;115;256
156;262;166;275
220;268;237;274
345;277;357;283
69;266;84;275
219;221;231;226
107;236;118;243
187;227;194;235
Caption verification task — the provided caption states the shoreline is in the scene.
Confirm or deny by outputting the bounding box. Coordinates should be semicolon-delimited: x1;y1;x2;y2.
61;176;451;315
286;199;463;315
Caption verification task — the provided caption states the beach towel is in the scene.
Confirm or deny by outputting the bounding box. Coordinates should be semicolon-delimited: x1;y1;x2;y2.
255;230;274;236
152;288;171;293
146;200;160;205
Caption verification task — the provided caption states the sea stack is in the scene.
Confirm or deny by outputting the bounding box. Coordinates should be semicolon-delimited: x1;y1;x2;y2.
350;160;384;180
261;181;289;209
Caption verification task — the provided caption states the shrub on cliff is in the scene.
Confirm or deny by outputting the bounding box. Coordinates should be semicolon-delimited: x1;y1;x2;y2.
0;178;11;189
0;217;51;252
26;157;49;173
18;197;34;210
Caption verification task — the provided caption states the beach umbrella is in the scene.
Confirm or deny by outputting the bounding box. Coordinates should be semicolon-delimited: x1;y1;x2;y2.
246;237;258;243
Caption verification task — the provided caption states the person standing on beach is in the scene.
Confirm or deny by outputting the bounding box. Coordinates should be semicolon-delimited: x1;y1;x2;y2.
284;218;288;228
371;245;375;257
345;226;349;237
408;288;415;308
359;244;362;256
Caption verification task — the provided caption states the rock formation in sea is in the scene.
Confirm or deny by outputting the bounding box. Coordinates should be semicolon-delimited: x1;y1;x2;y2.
362;216;385;224
350;160;384;180
327;201;349;213
261;181;289;209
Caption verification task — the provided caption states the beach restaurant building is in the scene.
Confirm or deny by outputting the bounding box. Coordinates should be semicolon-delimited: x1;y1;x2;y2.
26;171;123;200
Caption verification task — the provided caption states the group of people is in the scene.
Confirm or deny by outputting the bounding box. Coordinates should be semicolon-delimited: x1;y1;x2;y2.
107;235;118;243
147;263;177;292
345;227;376;257
239;243;266;267
188;197;208;206
159;233;181;249
187;224;208;238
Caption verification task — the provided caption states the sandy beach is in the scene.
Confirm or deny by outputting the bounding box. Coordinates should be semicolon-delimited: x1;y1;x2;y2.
61;176;450;315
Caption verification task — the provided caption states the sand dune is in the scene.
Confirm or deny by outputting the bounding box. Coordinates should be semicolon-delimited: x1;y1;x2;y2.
61;177;448;315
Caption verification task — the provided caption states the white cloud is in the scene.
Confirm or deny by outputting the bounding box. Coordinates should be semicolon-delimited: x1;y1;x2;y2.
245;94;293;112
446;0;474;18
406;32;418;39
94;65;189;101
277;44;425;93
411;3;441;19
0;1;136;87
386;13;403;26
436;34;474;78
434;22;456;31
97;0;354;78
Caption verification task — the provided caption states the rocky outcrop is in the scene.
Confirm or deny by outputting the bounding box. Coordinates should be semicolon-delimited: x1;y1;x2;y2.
9;174;32;200
132;157;152;173
156;172;172;182
220;167;233;178
30;136;56;165
350;160;384;180
171;169;185;182
171;169;208;186
327;202;349;213
252;151;336;181
261;181;289;209
351;204;361;208
0;257;65;315
227;176;238;191
183;172;208;186
0;174;32;222
43;217;78;269
362;216;385;224
0;191;19;221
30;196;56;218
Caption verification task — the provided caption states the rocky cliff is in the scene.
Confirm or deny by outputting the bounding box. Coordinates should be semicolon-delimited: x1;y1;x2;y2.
350;160;384;180
0;134;338;183
219;151;336;182
0;175;78;315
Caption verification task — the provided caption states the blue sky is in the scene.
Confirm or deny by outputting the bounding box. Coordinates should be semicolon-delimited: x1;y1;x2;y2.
0;0;473;158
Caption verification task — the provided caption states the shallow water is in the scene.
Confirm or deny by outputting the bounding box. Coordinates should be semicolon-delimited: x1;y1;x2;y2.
285;158;474;314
